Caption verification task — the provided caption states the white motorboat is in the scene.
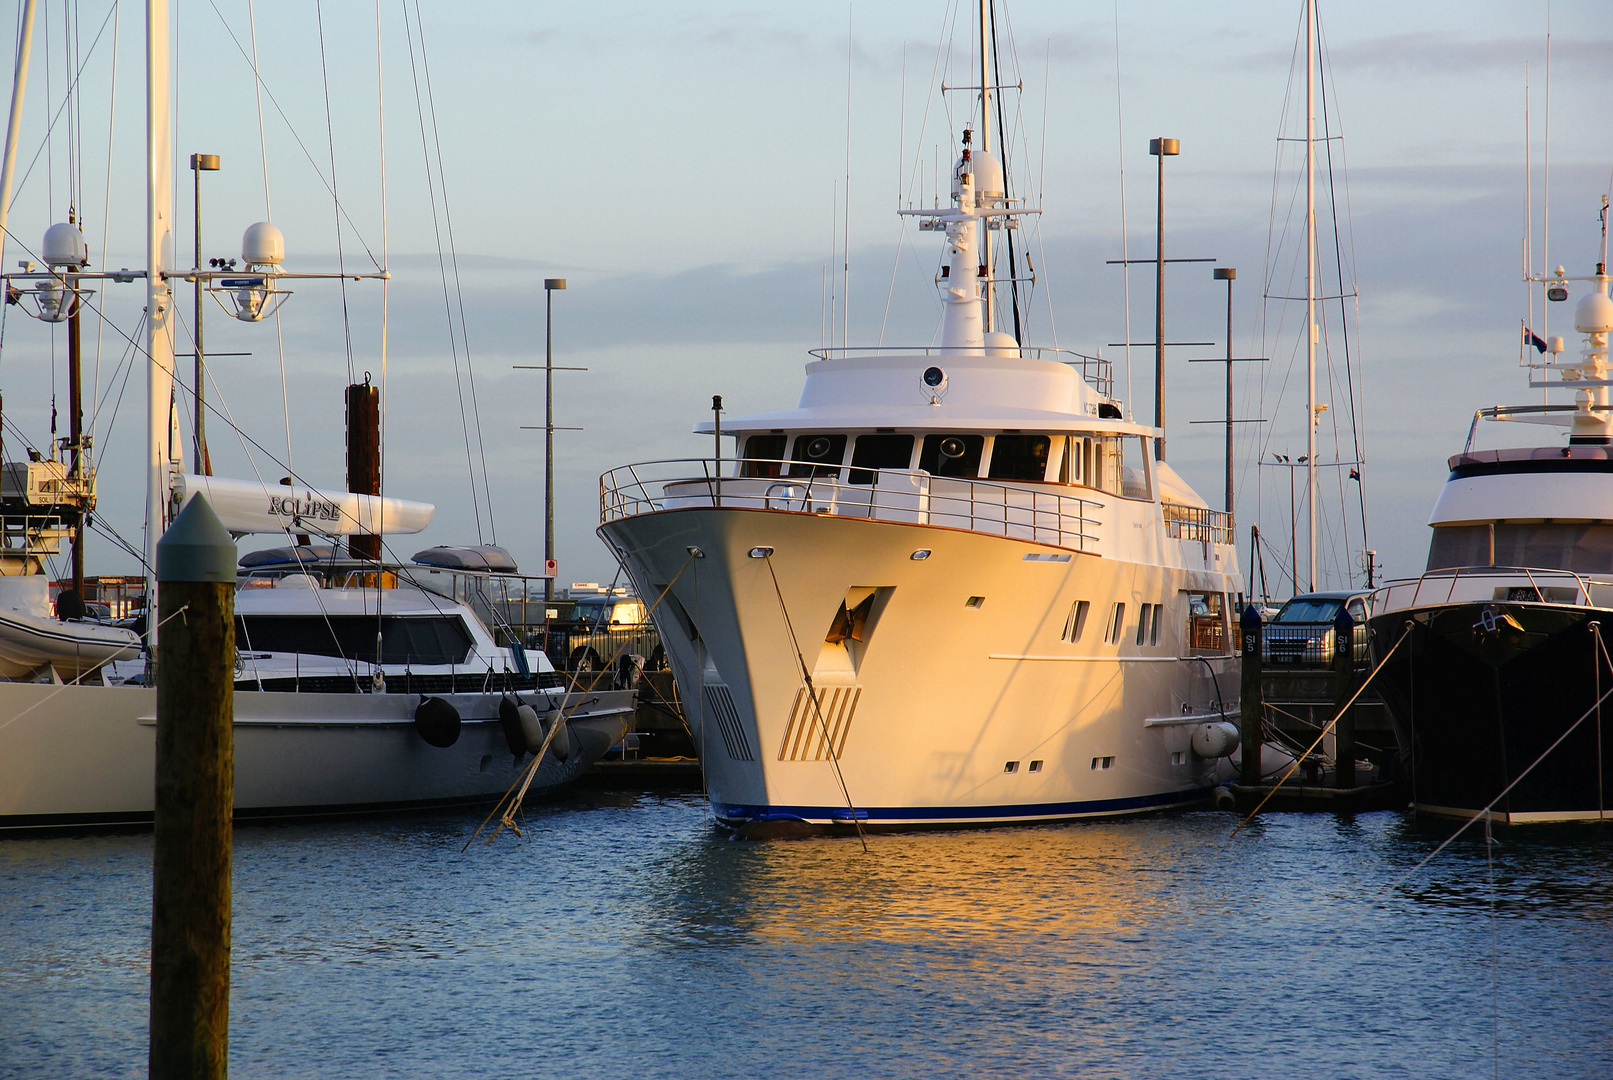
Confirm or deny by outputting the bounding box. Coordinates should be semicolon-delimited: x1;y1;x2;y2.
596;0;1244;834
0;1;633;830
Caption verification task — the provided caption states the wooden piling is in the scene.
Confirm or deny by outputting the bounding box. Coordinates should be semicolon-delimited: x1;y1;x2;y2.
149;495;237;1080
1333;606;1356;790
345;379;381;562
1239;604;1263;788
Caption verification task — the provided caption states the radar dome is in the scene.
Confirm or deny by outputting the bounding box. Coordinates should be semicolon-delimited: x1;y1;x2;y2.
1574;284;1613;335
984;330;1019;357
951;149;1005;204
42;222;86;267
241;222;285;267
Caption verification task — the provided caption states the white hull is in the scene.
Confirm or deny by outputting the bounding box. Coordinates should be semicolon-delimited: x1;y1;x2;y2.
0;681;634;830
602;506;1240;831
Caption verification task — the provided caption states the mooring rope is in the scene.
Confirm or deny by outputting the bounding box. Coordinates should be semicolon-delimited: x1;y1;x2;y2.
1232;620;1411;837
465;554;695;849
761;554;869;853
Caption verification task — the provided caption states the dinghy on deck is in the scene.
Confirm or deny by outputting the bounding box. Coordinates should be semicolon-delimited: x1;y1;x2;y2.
0;577;140;680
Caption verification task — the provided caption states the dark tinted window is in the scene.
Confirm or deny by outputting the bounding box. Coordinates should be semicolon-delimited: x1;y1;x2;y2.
741;434;787;478
1427;523;1613;574
236;615;474;665
848;434;915;484
786;433;846;477
988;435;1051;481
918;433;985;478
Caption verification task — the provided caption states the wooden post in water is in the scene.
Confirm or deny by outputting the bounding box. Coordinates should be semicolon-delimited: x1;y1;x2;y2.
1333;605;1357;790
149;494;237;1080
1239;604;1263;788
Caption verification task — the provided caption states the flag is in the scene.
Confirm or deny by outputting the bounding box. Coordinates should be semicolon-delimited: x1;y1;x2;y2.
1349;468;1360;481
1524;326;1547;354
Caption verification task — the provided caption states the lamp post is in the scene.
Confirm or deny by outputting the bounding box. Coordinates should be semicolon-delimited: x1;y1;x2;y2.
1214;267;1236;516
1150;136;1179;461
190;153;219;475
543;278;566;603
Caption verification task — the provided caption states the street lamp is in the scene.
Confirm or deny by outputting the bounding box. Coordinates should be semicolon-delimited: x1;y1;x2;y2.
543;278;566;603
190;152;219;474
1150;136;1179;461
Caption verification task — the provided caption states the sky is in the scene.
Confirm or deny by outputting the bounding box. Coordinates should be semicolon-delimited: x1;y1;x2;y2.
0;0;1608;596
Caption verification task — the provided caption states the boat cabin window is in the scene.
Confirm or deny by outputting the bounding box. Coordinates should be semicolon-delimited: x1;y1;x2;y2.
848;433;915;484
235;615;474;666
1185;592;1226;653
988;435;1051;481
919;433;985;478
741;434;787;478
787;433;846;477
1426;523;1613;575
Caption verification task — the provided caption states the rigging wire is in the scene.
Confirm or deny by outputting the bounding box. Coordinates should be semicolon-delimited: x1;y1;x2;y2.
400;0;483;543
1112;0;1133;410
314;0;354;384
409;0;494;543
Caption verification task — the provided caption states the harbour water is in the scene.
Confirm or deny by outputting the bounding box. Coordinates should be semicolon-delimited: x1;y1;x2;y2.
4;794;1610;1078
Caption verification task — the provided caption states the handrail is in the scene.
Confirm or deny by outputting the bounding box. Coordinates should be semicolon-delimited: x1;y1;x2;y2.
1381;563;1596;611
802;344;1114;396
600;457;1105;552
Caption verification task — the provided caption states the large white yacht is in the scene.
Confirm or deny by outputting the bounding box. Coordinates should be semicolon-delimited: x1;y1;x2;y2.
597;3;1244;835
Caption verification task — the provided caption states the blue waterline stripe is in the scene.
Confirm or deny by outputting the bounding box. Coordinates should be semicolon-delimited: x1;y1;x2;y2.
714;785;1213;824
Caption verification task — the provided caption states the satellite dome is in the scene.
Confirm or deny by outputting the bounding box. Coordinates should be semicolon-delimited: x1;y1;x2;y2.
42;222;86;267
1574;285;1613;336
241;222;285;267
950;149;1006;205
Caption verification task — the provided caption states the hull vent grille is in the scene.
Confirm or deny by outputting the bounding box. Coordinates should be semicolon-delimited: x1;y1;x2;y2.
778;686;861;761
703;684;754;761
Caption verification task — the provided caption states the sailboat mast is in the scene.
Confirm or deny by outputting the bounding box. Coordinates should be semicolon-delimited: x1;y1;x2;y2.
0;0;38;275
1304;0;1317;592
146;0;176;646
978;0;992;334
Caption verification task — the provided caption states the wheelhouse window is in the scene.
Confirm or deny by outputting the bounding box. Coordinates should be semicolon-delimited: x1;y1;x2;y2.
786;433;846;477
918;433;985;478
236;615;474;666
848;433;915;484
741;434;787;478
1426;523;1613;575
988;435;1051;481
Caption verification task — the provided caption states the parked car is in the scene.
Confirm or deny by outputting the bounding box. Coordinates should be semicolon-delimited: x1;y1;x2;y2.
1260;590;1371;669
533;592;665;674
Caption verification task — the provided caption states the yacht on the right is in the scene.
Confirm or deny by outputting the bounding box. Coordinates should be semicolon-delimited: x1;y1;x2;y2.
1369;225;1613;823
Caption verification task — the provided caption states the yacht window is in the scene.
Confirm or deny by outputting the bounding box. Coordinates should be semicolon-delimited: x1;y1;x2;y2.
1185;592;1225;653
741;434;787;478
1061;600;1090;643
848;433;916;484
919;433;985;478
786;433;846;477
235;615;474;666
1426;523;1613;575
1119;435;1151;499
988;435;1051;481
1104;602;1126;645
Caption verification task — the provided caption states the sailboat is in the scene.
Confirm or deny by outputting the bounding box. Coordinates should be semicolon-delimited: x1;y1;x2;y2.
595;0;1245;834
0;0;634;830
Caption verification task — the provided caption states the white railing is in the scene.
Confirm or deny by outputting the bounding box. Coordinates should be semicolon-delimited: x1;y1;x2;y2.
1376;565;1596;613
1162;502;1235;546
600;458;1104;552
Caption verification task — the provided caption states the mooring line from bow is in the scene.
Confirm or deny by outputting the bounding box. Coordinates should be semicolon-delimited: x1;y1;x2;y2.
1231;621;1411;837
762;555;869;853
463;553;694;850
